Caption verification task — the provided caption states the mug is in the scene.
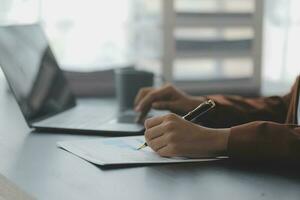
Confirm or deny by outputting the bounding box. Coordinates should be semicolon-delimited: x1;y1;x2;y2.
115;68;154;111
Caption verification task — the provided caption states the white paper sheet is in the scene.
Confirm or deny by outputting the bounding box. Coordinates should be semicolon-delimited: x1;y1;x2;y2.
57;136;222;166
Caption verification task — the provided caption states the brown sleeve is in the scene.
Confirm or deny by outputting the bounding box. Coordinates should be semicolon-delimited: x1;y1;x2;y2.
228;121;300;161
196;93;291;128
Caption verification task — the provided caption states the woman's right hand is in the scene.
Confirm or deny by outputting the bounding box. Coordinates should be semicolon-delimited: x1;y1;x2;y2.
134;84;205;118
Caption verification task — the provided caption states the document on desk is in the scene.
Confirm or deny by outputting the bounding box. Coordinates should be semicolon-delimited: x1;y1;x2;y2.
57;136;222;166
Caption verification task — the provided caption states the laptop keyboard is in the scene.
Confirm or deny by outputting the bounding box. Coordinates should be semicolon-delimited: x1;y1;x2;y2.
33;107;146;129
116;113;139;123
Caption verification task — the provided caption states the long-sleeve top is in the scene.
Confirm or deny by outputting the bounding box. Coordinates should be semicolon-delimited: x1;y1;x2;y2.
199;76;300;162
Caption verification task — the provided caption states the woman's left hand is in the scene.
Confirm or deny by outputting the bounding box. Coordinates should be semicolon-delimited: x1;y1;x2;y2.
144;113;230;158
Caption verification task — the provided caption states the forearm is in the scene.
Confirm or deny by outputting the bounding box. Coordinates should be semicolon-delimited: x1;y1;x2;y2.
204;127;230;156
195;94;290;128
228;121;300;162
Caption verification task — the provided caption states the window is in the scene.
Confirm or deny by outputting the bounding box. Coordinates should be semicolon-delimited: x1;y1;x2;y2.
133;0;262;95
40;0;131;71
0;0;131;72
263;0;300;84
0;0;40;24
0;0;299;95
0;0;40;81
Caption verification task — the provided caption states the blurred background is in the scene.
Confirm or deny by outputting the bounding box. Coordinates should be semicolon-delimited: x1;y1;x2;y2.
0;0;299;96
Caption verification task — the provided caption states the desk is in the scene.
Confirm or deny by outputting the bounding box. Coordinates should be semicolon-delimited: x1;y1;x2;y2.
1;83;300;200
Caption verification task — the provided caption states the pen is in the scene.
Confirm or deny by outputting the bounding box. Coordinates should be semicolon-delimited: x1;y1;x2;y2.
137;99;216;150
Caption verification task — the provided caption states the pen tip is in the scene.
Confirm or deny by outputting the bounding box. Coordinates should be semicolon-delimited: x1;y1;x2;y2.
137;144;146;150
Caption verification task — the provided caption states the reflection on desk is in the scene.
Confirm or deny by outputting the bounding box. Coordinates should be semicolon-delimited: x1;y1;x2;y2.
0;173;35;200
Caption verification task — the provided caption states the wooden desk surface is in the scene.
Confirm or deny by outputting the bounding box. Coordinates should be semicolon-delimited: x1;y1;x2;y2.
1;83;300;200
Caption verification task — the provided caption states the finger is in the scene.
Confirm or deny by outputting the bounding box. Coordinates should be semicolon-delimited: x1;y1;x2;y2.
157;145;173;157
145;123;166;141
144;115;164;129
135;107;151;124
147;134;168;152
134;87;152;107
136;85;172;113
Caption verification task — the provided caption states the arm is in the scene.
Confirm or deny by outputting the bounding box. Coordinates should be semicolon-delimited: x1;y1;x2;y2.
197;93;291;128
229;121;300;161
144;114;300;162
143;79;299;161
134;84;292;128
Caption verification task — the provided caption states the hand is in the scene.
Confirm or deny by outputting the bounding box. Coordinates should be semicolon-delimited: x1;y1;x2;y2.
134;84;205;117
144;113;230;158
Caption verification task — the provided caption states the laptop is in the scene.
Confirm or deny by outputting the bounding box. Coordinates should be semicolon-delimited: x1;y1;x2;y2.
0;24;148;134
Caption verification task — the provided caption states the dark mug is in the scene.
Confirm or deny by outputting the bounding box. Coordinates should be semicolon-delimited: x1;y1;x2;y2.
115;68;154;112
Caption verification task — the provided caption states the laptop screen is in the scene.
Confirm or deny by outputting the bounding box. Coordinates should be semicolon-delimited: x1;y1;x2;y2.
0;24;76;124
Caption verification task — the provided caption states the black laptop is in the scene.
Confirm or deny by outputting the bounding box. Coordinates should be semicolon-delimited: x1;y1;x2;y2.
0;24;147;134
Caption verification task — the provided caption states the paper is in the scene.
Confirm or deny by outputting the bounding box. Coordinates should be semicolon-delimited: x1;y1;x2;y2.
57;136;221;166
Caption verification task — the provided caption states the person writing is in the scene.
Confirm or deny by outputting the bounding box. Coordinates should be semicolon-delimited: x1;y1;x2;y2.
134;75;300;162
